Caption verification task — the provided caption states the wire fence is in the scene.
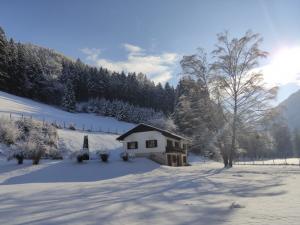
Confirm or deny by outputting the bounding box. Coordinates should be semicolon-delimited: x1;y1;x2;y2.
1;112;127;135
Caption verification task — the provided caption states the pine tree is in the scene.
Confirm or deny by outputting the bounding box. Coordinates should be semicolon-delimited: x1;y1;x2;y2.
62;80;76;112
0;26;8;89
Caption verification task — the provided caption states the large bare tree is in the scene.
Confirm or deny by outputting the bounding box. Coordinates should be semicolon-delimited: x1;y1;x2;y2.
212;31;277;167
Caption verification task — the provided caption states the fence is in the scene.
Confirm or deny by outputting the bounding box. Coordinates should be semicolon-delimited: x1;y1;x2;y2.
234;158;300;166
1;112;127;135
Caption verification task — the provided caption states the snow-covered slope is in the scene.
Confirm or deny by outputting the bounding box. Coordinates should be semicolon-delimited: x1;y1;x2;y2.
57;129;122;155
0;91;135;133
278;89;300;129
0;91;136;155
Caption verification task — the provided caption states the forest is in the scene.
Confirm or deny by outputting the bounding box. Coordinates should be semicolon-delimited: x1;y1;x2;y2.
0;26;175;117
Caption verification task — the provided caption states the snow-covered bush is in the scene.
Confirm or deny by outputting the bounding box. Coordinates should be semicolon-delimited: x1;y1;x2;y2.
0;117;20;145
148;116;177;132
0;117;59;163
68;123;76;130
47;148;63;160
70;148;89;163
120;152;129;161
7;144;25;164
23;141;44;165
96;150;110;162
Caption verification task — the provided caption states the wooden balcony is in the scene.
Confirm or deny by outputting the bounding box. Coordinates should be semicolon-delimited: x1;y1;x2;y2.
166;146;186;154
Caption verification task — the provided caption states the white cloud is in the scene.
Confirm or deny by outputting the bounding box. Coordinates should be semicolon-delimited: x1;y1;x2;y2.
80;48;101;62
260;47;300;87
81;44;179;84
123;43;143;54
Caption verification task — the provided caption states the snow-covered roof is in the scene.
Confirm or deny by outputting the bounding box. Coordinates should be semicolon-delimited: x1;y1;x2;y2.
116;123;188;141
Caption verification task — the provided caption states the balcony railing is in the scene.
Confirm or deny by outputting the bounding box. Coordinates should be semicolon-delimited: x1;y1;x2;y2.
166;146;186;154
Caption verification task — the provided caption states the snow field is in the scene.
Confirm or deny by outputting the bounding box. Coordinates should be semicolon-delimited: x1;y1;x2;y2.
0;159;299;225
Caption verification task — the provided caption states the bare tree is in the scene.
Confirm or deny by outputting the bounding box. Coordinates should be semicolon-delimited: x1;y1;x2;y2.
212;31;277;167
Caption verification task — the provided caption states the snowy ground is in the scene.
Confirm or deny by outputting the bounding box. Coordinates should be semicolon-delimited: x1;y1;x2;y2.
0;91;134;133
1;91;300;224
57;129;122;157
0;90;134;157
0;157;299;225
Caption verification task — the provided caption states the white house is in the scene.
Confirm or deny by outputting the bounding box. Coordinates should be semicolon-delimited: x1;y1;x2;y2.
116;123;190;166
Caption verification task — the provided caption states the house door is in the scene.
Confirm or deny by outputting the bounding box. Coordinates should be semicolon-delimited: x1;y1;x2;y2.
167;154;172;166
177;154;182;166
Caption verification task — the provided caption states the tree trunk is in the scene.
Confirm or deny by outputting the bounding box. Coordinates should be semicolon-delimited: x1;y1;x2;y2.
223;154;229;167
229;96;238;168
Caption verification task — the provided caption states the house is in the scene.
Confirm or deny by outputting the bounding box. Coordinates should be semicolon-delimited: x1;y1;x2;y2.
116;123;190;166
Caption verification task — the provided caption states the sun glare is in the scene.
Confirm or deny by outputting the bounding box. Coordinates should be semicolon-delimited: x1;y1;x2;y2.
263;47;300;86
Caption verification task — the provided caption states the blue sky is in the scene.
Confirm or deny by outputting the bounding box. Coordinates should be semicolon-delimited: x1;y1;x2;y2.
1;0;300;102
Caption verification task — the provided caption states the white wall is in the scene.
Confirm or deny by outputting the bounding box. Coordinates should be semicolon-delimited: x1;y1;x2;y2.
122;131;166;154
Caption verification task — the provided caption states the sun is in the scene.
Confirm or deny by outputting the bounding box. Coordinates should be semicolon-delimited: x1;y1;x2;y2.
263;47;300;87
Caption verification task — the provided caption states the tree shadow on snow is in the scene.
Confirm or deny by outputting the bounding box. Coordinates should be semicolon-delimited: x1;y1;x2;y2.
0;162;292;225
1;159;160;184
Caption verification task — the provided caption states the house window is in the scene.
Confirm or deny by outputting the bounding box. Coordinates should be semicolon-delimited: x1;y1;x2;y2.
167;140;173;147
146;140;157;148
175;142;180;148
127;142;138;149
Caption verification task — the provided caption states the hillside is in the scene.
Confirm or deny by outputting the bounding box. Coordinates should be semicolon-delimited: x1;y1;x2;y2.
0;90;135;155
0;26;176;115
0;90;134;133
279;89;300;130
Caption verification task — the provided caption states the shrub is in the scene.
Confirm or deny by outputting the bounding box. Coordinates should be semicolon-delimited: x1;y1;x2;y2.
0;117;20;145
121;152;129;161
32;152;42;165
82;152;89;160
68;124;76;130
48;148;63;160
24;141;45;165
77;155;84;163
1;117;59;163
51;122;62;129
71;148;89;163
101;153;109;162
15;154;24;164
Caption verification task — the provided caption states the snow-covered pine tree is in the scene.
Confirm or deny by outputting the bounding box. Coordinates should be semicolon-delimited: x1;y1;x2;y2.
174;51;218;155
62;80;76;112
0;26;8;90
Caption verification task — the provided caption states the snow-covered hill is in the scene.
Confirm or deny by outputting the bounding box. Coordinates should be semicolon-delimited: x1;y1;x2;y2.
279;89;300;129
0;91;135;155
0;91;135;133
